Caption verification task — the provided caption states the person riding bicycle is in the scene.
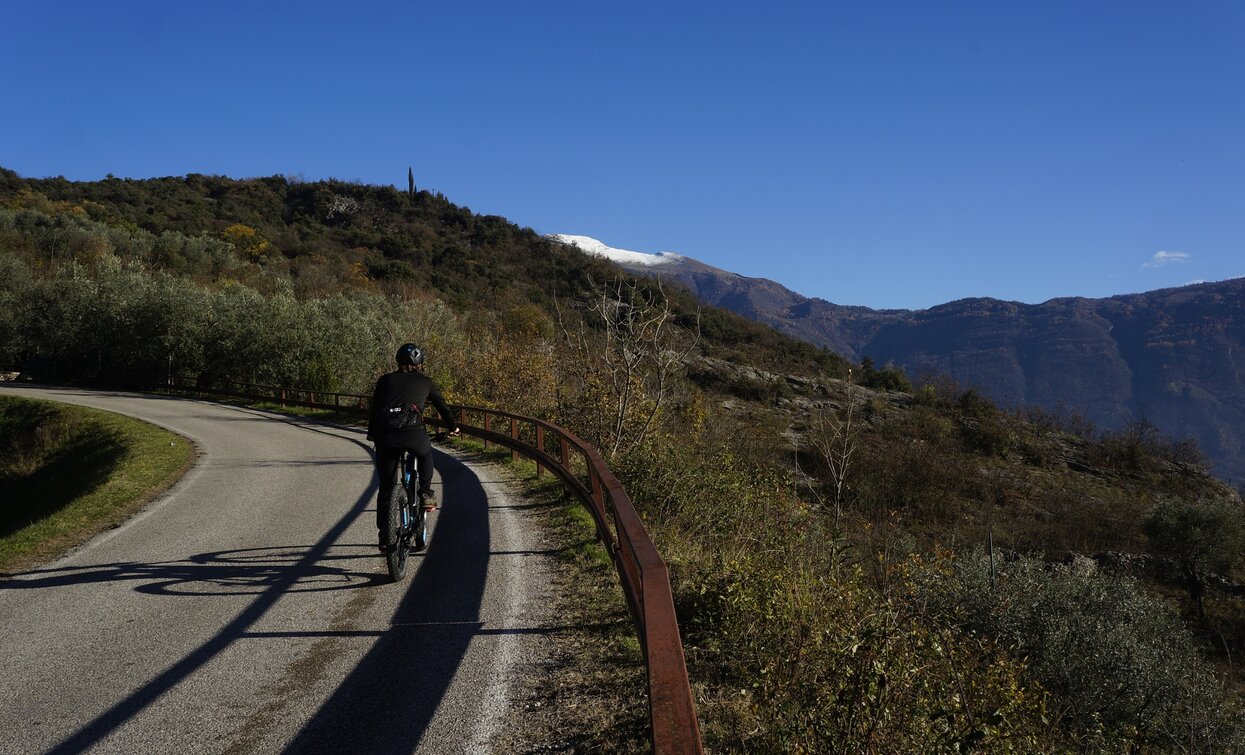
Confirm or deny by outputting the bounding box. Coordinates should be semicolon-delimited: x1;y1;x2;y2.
367;343;460;551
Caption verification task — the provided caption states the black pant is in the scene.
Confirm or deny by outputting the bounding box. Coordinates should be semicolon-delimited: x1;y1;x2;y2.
375;431;434;531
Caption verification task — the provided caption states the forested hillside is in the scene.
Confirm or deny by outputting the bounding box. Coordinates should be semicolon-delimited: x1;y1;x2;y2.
3;169;1244;752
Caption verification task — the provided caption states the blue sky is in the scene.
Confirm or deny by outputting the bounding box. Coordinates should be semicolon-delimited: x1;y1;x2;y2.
2;1;1242;309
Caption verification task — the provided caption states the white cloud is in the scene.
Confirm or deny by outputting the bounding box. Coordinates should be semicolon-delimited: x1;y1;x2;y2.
1142;250;1191;269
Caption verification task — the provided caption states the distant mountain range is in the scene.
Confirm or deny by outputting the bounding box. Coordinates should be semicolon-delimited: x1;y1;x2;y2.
551;235;1245;483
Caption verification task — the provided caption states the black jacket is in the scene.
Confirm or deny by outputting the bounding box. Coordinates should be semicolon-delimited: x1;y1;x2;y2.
368;370;458;446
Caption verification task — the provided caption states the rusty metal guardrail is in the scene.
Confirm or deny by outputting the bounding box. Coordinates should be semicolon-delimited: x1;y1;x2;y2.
166;376;704;754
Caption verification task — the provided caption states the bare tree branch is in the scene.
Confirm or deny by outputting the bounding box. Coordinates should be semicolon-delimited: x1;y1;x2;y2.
561;275;699;457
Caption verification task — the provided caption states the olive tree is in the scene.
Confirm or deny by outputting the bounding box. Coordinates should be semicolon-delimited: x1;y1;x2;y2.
1144;498;1245;616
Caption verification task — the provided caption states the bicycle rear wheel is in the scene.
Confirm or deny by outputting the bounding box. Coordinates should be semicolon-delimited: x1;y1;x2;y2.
384;484;410;581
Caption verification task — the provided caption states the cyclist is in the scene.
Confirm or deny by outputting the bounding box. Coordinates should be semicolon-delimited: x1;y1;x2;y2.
367;343;460;552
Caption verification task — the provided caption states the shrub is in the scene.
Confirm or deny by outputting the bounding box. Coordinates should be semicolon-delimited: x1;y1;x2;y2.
0;397;71;479
1093;416;1207;472
918;550;1245;752
689;559;1052;753
851;406;962;519
617;435;1056;753
858;357;912;392
1020;402;1096;441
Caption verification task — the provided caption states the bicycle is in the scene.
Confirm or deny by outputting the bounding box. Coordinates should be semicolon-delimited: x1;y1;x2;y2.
381;432;449;582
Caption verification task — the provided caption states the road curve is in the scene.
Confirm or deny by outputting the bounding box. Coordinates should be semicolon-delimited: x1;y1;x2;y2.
0;385;555;755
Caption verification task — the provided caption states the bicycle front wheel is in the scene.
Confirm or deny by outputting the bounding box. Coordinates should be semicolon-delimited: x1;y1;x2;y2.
384;485;410;582
413;505;428;552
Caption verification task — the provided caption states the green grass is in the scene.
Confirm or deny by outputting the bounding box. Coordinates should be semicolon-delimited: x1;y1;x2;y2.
245;401;351;421
0;396;195;570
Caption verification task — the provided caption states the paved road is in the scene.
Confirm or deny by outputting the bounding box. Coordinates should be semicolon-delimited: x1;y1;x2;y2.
0;385;555;754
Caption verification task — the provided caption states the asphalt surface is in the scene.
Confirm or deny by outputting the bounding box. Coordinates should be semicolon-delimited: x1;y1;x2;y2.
0;385;556;754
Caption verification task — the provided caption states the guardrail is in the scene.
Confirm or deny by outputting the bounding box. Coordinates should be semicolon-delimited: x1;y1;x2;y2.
166;376;704;754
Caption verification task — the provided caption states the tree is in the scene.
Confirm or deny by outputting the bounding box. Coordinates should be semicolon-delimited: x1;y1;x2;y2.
0;253;32;369
859;358;911;392
804;371;860;526
555;276;698;457
220;223;272;262
1144;498;1245;616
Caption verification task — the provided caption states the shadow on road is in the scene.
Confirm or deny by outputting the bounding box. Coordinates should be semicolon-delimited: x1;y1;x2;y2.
0;544;388;594
3;448;498;755
1;389;499;755
3;466;381;754
281;450;493;754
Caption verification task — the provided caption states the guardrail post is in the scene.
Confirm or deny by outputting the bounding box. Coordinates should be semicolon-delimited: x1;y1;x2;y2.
535;426;545;478
560;435;571;495
510;417;519;462
483;413;490;449
592;467;606;517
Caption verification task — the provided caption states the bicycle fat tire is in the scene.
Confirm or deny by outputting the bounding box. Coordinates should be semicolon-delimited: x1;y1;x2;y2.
384;485;410;582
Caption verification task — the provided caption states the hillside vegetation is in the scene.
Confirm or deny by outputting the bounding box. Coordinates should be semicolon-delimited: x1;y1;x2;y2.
3;169;1244;752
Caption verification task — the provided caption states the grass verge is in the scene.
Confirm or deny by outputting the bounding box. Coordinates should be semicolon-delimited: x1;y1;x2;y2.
0;395;196;571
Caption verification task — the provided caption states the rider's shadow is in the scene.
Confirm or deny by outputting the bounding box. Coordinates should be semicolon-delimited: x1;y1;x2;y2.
282;448;493;754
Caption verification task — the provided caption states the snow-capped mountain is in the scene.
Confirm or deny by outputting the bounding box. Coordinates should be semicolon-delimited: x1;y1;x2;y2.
549;234;688;268
548;232;892;356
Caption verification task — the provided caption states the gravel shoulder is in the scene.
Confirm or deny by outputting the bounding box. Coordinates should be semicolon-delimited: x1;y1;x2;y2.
479;454;649;754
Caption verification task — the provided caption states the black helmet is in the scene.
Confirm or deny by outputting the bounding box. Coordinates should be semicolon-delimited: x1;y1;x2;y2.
396;343;425;367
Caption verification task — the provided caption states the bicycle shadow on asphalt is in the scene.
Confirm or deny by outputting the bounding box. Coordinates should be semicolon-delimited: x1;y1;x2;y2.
281;448;495;755
0;545;389;593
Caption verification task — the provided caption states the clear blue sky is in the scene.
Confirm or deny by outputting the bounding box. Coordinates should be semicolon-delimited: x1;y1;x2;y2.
3;1;1242;309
